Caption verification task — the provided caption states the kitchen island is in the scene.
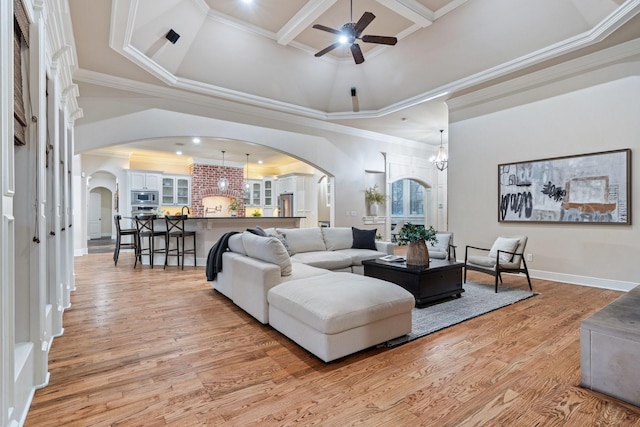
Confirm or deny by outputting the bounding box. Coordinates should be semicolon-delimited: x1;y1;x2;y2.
128;216;304;267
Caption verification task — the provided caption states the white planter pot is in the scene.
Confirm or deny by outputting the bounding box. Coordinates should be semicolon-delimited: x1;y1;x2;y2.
369;203;379;216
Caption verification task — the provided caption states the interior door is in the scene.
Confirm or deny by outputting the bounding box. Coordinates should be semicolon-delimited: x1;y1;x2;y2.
88;190;102;239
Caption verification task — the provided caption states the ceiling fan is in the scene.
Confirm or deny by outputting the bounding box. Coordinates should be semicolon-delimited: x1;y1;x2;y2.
313;0;398;64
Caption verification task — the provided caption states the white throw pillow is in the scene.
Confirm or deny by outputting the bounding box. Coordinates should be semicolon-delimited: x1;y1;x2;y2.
430;233;451;250
241;231;292;276
227;233;246;255
488;237;520;262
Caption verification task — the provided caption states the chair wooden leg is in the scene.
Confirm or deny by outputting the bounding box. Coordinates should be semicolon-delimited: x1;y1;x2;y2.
494;272;499;293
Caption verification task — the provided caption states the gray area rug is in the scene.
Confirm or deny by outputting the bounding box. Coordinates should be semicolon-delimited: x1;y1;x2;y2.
381;281;538;347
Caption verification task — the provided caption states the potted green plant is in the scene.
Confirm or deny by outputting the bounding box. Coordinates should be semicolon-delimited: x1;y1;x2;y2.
251;210;262;217
365;185;386;216
228;199;240;217
397;223;438;266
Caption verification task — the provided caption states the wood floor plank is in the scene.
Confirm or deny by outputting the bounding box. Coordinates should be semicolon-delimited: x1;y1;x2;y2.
25;253;640;426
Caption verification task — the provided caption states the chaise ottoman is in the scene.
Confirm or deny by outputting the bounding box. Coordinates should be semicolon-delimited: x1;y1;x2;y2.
267;272;414;362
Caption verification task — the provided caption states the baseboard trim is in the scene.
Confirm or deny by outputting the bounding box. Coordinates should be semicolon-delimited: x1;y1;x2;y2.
527;269;637;292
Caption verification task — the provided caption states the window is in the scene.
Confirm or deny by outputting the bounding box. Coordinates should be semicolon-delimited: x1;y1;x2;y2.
409;181;424;215
391;179;429;224
392;180;404;215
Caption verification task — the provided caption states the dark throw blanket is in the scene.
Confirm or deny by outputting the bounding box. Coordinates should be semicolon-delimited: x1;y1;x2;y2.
206;231;239;281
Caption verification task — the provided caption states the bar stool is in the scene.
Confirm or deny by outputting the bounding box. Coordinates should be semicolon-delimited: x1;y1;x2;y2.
134;214;167;268
113;214;138;266
164;214;196;269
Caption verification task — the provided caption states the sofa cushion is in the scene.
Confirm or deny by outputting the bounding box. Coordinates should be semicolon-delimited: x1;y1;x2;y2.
321;227;352;251
488;237;520;261
429;249;448;259
227;233;246;255
291;251;353;270
241;231;292;276
267;272;415;334
337;248;385;266
279;227;326;254
467;255;496;268
352;227;377;250
280;263;331;283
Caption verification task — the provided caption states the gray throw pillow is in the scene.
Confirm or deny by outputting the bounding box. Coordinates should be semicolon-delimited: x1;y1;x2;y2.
269;233;296;256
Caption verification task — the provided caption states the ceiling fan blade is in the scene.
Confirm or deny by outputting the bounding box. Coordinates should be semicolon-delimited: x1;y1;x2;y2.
353;12;375;36
350;43;364;64
315;42;341;57
362;35;397;45
312;24;342;35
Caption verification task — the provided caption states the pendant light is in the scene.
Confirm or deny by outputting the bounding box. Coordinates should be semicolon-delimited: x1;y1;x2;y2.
218;150;229;190
433;129;448;171
244;154;250;191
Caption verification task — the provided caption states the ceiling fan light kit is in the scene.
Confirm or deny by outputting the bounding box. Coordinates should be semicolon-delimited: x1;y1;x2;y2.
313;0;397;64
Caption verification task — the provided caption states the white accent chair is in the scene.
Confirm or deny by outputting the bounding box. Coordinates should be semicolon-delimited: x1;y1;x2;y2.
429;232;456;260
464;236;532;293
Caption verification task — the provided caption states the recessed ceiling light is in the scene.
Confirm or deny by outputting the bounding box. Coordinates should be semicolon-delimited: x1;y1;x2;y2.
258;160;263;164
192;137;201;144
176;151;183;155
241;0;252;3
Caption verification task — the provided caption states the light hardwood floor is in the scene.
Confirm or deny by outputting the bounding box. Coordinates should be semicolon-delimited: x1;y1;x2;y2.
26;251;640;426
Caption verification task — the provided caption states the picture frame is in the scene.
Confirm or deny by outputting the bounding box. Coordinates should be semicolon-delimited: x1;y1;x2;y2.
498;149;631;224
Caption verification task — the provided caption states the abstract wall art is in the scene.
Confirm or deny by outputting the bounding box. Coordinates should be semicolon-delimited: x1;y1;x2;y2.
498;149;631;224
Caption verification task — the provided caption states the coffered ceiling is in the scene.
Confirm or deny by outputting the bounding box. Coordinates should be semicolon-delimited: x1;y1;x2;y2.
70;0;640;165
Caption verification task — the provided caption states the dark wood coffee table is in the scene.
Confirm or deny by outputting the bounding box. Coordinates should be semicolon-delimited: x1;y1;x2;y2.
362;258;465;306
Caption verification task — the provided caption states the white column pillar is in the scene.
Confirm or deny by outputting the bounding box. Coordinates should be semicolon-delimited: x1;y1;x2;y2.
28;0;50;388
47;60;63;338
0;0;17;425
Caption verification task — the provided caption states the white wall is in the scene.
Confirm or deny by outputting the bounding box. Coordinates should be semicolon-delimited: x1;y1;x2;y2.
449;75;640;290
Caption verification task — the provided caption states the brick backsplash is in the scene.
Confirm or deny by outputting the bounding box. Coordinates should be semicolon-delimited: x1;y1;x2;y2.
190;163;245;217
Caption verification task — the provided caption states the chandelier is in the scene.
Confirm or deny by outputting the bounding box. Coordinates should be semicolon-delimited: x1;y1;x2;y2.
244;154;250;191
218;150;229;190
433;129;448;171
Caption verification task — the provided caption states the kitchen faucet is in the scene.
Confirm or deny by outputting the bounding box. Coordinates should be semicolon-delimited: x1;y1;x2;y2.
181;206;190;216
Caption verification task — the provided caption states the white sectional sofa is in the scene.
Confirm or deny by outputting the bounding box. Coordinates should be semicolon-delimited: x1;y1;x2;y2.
210;227;414;362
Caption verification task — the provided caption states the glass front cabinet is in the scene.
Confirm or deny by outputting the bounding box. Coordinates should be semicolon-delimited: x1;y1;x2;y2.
162;175;191;206
263;178;274;207
243;180;262;206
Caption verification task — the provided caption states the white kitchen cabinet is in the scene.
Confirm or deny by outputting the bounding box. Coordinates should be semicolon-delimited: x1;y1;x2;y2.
129;170;161;191
243;180;262;206
263;177;275;207
161;175;191;206
262;177;276;216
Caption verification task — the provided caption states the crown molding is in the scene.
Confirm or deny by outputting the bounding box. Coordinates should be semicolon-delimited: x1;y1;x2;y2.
72;69;423;147
447;37;640;114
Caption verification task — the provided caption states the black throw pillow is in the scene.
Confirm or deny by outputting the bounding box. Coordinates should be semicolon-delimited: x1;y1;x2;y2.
351;227;377;250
